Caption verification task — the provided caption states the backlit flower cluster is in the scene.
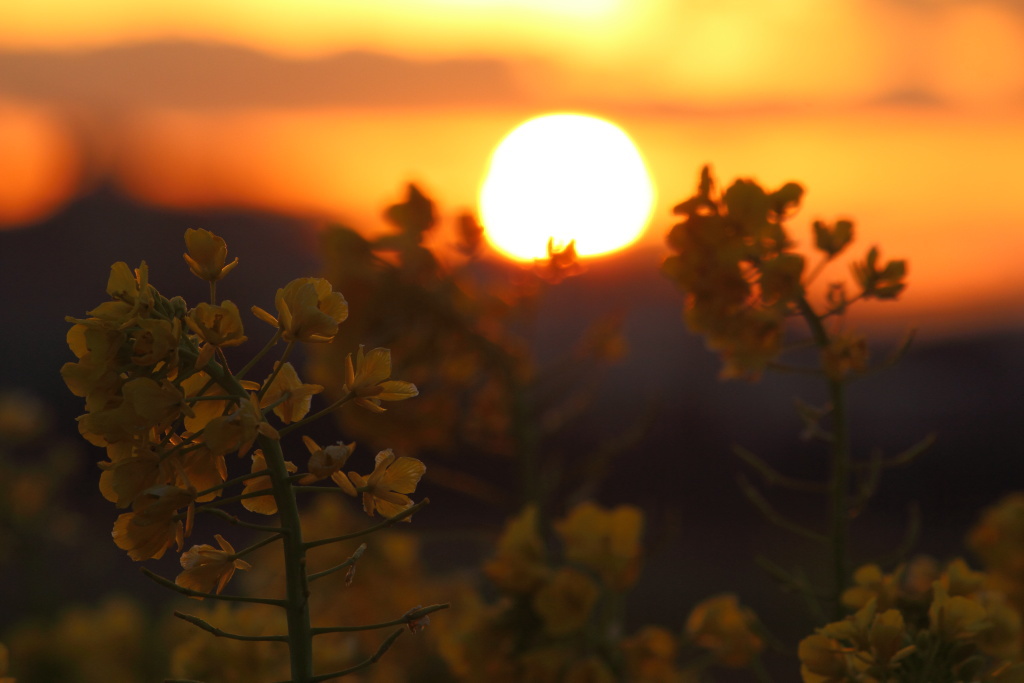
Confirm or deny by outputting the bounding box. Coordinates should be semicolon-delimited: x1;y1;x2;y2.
62;228;422;598
800;557;1024;682
662;166;907;380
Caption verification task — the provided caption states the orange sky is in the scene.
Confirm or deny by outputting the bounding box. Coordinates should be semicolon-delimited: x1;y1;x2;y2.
1;0;1023;333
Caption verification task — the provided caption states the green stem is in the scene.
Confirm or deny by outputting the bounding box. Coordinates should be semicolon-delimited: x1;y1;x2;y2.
141;568;285;605
304;499;429;549
260;434;314;682
309;604;450;635
796;295;850;619
235;329;283;381
192;353;314;681
193;468;270;499
278;392;353;438
257;341;295;401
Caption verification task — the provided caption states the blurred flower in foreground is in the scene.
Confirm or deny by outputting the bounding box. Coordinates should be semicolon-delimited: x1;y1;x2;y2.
684;594;764;668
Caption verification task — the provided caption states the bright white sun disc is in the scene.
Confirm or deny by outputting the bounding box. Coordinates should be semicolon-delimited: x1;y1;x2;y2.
479;113;655;261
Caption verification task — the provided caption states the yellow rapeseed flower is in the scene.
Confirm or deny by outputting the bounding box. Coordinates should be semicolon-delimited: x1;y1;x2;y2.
252;277;348;343
346;449;425;520
112;484;195;561
929;583;989;641
532;567;599;636
183;228;238;282
186;301;247;369
483;505;549;595
201;393;278;459
297;435;354;486
685;594;764;668
554;501;643;591
240;450;297;515
259;362;322;424
176;534;252;597
343;346;418;413
98;441;169;508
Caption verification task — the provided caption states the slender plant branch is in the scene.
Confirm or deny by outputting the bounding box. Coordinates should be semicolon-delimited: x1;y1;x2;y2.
310;603;450;635
141;568;285;605
277;391;354;438
235;329;283;381
308;543;366;582
174;611;288;642
304;499;429;550
199;506;288;533
193;468;270;499
295;628;405;683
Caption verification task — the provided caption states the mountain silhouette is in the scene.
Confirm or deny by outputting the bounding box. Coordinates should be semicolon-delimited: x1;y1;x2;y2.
0;40;523;108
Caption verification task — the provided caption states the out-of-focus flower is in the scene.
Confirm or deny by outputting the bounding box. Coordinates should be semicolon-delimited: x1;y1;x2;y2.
968;493;1024;590
346;449;425;520
929;583;989;641
813;219;854;258
176;534;252;597
483;504;549;595
821;331;868;381
941;557;986;597
532;567;600;636
343;346;418;413
252;277;348;343
842;563;900;612
183;228;238;282
684;594;764;668
852;247;907;300
621;626;681;683
564;655;617;683
798;633;847;682
0;390;49;442
259;362;322;424
0;642;13;683
554;501;643;591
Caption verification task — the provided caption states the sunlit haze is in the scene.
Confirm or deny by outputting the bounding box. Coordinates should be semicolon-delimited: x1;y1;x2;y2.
1;0;1022;332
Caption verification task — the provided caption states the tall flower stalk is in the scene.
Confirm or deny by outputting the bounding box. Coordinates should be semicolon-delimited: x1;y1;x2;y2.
663;167;927;621
62;228;445;682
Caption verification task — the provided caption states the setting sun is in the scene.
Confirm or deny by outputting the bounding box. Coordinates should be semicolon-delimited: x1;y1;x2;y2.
478;113;655;261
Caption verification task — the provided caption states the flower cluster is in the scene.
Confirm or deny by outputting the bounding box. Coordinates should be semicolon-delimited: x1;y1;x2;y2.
662;166;907;379
440;503;643;679
801;557;1024;682
61;228;432;680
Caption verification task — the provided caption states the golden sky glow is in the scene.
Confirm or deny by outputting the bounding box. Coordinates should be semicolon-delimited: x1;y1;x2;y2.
0;0;1022;332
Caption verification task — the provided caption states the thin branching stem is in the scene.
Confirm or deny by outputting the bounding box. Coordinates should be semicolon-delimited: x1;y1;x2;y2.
277;392;354;438
308;543;366;582
141;568;286;605
199;506;287;533
795;294;851;619
294;628;405;683
235;329;283;381
257;341;295;401
309;603;450;635
193;468;270;499
304;499;429;550
174;611;288;642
